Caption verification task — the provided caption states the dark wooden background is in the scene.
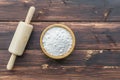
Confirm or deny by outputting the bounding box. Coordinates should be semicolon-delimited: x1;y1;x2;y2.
1;0;120;80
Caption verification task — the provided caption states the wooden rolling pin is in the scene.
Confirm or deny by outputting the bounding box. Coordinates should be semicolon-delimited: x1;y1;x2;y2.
7;6;35;70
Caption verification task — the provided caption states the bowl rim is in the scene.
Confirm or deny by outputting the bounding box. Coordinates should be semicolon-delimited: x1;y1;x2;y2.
40;24;76;59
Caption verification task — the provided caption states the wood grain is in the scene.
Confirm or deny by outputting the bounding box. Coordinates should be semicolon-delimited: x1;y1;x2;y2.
1;22;120;79
1;0;120;80
0;50;120;80
0;0;120;21
0;22;120;50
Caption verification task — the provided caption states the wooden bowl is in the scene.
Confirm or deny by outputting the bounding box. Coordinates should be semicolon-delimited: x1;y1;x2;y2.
40;24;75;59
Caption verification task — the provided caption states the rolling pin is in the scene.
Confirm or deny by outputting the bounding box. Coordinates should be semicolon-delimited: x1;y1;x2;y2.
7;6;35;70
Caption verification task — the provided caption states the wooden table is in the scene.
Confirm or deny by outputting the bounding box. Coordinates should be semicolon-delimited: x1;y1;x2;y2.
1;0;120;80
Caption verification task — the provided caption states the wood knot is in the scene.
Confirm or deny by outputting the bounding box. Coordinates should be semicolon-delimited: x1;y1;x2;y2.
41;64;49;69
24;0;29;3
103;66;119;69
39;11;44;14
85;50;103;60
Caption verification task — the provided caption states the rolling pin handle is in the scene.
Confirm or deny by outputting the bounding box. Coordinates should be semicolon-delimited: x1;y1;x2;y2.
7;54;16;70
25;6;35;24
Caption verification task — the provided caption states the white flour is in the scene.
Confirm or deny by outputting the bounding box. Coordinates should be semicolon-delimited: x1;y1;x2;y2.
42;27;73;56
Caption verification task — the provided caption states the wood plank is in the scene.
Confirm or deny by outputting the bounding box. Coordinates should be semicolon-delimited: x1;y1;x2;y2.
1;68;120;80
1;50;120;69
0;0;120;21
0;50;120;80
0;22;120;50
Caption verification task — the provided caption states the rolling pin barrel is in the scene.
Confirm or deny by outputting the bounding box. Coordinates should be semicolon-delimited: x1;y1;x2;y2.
7;6;35;70
8;21;33;56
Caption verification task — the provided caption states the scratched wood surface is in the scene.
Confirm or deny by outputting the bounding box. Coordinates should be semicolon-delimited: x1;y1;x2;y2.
0;0;120;21
0;0;120;80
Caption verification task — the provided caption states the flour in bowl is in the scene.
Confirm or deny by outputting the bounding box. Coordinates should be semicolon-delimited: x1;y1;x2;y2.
42;27;73;56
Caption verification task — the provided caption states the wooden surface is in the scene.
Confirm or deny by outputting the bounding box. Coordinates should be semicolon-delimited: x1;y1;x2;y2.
1;0;120;80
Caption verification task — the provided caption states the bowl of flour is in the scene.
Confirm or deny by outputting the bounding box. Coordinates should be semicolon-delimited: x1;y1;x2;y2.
40;24;75;59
